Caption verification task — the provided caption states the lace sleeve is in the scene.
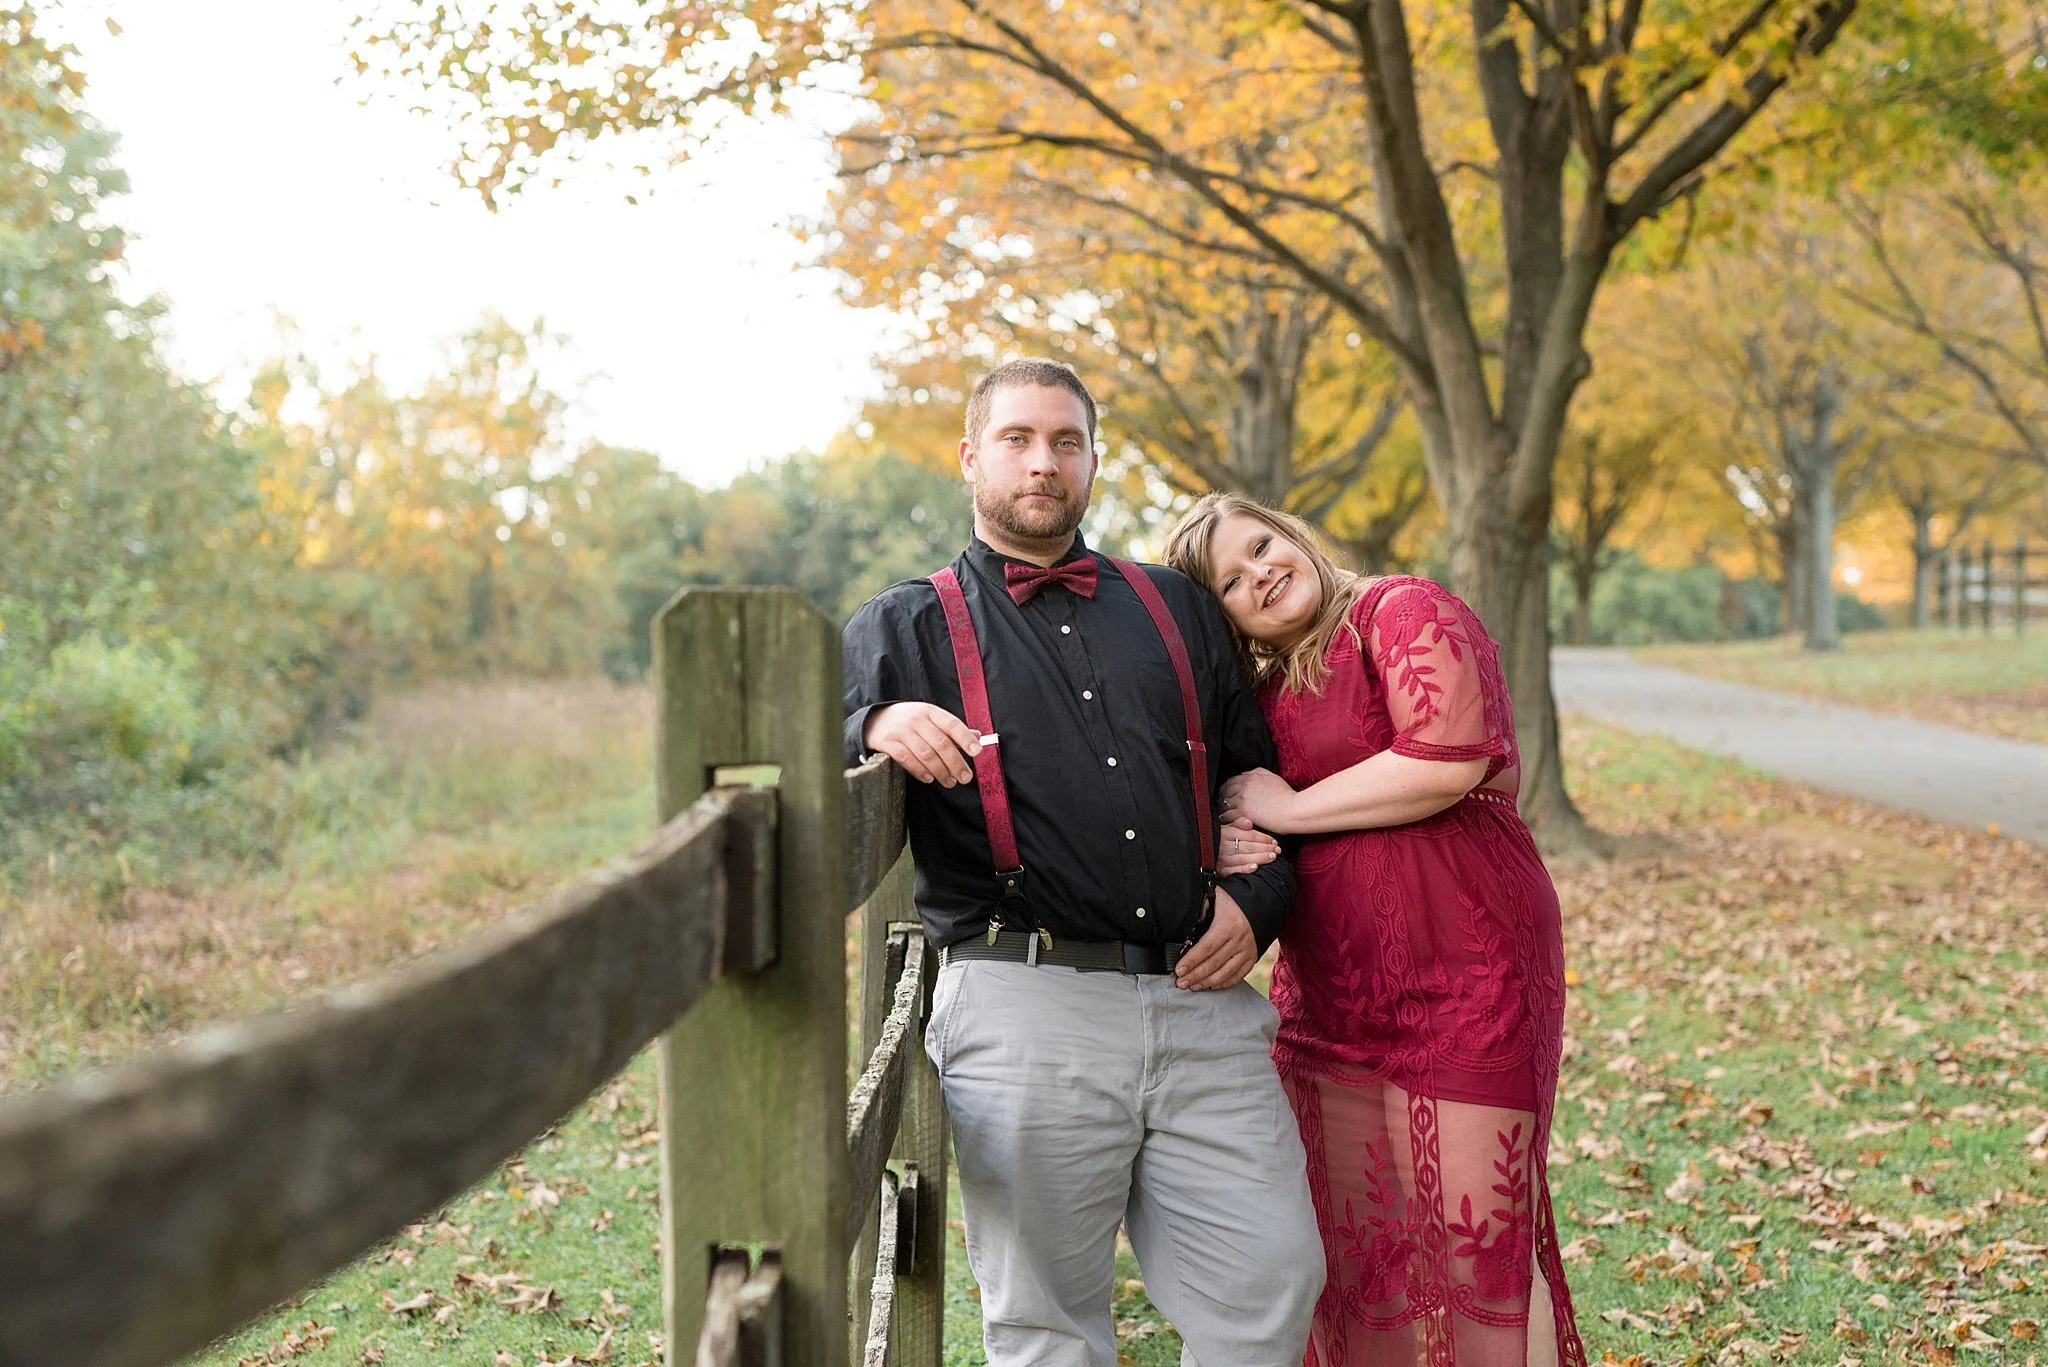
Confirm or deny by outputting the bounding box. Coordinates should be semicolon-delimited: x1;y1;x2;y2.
1364;580;1509;764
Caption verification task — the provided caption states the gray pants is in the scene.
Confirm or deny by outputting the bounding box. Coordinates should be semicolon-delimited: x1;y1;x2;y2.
928;960;1324;1367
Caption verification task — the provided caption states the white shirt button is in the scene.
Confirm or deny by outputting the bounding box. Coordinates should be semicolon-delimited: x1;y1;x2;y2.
1060;624;1072;634
1125;829;1136;840
1106;756;1117;767
1135;907;1147;918
1082;689;1094;700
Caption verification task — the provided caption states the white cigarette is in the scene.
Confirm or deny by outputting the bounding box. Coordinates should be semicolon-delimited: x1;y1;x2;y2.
979;733;1000;746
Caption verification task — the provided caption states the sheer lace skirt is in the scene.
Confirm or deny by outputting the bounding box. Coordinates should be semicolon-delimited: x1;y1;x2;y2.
1283;1072;1581;1367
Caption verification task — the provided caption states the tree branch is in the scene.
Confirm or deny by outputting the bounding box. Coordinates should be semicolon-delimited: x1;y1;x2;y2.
941;3;1429;373
1612;0;1783;159
1610;0;1857;232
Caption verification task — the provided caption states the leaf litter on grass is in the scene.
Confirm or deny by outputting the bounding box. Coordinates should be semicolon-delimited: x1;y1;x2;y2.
1549;719;2048;1366
181;714;2048;1364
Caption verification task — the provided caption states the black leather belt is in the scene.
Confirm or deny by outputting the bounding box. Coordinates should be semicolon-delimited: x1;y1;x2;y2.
939;929;1185;976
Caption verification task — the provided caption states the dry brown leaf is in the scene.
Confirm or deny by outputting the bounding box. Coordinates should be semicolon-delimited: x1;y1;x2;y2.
1662;1161;1706;1203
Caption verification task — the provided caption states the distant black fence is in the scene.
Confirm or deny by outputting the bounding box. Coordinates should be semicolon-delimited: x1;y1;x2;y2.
1939;537;2044;634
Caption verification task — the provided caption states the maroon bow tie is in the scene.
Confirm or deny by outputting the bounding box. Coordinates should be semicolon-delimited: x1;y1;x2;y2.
1005;558;1099;606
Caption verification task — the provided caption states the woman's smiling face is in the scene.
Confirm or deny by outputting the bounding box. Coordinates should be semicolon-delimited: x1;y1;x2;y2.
1205;511;1323;646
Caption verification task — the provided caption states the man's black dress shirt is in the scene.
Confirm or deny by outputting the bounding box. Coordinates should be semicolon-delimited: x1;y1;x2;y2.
843;534;1296;952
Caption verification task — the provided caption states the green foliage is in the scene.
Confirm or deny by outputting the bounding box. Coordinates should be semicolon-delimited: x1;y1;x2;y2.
20;636;204;780
1552;554;1891;646
1552;553;1731;646
673;446;973;625
1816;3;2048;173
0;627;274;878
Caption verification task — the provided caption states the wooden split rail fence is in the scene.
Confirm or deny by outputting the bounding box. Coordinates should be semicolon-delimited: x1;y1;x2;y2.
0;589;946;1367
1939;536;2045;634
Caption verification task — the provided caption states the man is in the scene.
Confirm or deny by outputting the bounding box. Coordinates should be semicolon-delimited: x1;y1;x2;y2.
842;358;1323;1367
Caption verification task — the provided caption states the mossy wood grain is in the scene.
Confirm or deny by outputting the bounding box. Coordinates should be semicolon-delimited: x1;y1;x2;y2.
656;589;850;1367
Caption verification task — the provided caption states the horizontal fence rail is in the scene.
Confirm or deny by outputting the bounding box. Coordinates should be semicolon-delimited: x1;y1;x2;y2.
845;757;909;909
0;786;776;1367
0;589;940;1367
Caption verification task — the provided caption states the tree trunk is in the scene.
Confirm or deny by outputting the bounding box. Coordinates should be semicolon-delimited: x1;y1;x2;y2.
1804;466;1842;651
1445;450;1606;858
1504;531;1601;856
1226;309;1307;505
1777;512;1809;638
1571;570;1594;647
1909;505;1935;629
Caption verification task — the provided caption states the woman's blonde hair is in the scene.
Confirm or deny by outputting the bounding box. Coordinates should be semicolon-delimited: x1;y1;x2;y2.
1162;491;1367;695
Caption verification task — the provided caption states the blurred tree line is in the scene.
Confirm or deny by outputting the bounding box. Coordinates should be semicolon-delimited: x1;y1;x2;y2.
10;0;2048;877
0;9;968;883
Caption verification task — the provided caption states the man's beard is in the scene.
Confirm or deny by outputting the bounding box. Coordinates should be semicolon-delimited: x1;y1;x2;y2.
977;480;1088;543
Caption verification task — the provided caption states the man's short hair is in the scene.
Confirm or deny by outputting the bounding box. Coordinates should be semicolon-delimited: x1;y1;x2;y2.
964;358;1099;447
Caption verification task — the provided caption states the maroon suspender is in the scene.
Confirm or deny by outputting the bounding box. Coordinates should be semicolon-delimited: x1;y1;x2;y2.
1108;557;1217;877
927;557;1217;924
930;567;1025;905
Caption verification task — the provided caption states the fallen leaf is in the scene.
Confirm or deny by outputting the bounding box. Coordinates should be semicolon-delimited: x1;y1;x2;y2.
1663;1161;1706;1203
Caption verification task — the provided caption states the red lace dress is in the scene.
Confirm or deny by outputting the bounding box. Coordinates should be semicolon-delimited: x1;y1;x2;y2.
1261;576;1584;1367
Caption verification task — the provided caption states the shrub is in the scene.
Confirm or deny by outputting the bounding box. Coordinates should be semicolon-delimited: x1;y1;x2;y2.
1548;553;1891;645
0;635;269;893
24;636;206;781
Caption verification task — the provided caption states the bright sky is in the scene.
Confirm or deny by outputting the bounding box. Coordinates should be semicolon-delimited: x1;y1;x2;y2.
42;0;896;486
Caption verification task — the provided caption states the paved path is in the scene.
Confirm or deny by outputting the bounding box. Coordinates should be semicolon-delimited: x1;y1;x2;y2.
1551;647;2048;848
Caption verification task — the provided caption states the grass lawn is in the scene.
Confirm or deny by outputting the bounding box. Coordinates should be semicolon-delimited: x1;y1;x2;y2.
5;683;2045;1366
1637;630;2048;745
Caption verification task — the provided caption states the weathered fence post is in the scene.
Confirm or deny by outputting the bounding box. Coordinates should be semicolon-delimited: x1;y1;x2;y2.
656;590;848;1367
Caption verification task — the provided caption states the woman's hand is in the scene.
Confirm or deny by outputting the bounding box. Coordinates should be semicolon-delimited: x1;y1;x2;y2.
1220;767;1300;834
1216;817;1280;875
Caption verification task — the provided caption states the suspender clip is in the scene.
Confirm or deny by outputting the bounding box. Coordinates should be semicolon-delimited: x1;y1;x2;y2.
996;865;1029;911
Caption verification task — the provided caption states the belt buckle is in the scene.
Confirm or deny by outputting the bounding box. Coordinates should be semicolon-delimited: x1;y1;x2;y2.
1120;942;1168;975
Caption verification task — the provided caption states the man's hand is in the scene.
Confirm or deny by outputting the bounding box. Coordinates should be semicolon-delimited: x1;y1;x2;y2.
863;702;983;787
1175;887;1258;992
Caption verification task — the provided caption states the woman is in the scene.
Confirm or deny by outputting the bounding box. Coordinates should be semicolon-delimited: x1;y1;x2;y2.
1165;492;1584;1367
